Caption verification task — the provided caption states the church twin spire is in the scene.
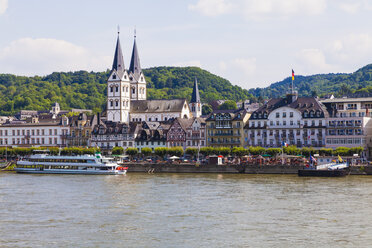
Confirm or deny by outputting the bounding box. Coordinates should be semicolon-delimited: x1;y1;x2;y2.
111;29;142;79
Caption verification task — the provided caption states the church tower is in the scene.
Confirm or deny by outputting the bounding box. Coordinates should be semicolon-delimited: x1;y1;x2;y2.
128;32;146;100
190;78;202;117
106;31;131;123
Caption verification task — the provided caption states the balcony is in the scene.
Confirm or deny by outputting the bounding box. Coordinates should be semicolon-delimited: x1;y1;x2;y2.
210;140;241;144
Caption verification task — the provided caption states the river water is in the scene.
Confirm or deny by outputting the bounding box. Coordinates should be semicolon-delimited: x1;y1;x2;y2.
1;172;372;248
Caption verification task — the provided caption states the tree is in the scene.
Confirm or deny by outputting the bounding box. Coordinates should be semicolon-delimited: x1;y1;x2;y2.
350;146;364;156
319;148;333;156
155;147;168;159
335;147;350;156
185;148;198;157
283;145;300;155
231;147;248;157
249;146;265;155
216;147;231;156
112;146;124;155
168;147;184;157
266;148;281;156
301;147;315;156
141;147;153;157
126;147;138;159
202;104;213;115
200;147;213;156
219;100;237;110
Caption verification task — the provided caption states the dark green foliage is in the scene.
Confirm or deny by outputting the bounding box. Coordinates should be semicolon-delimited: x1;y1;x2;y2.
154;147;168;158
112;146;124;155
248;64;372;99
265;148;282;156
219;100;238;110
283;145;300;155
0;67;255;115
168;147;184;157
248;146;266;155
231;147;248;157
125;148;138;157
185;148;198;156
141;147;152;156
202;104;213;115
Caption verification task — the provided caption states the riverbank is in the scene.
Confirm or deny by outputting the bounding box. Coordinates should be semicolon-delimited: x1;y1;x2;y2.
126;163;372;175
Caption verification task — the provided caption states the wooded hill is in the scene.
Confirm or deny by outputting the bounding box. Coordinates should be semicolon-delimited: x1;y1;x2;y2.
249;64;372;99
0;67;254;115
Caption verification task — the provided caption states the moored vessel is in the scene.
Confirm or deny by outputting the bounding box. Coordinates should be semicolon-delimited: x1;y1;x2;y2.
15;153;127;175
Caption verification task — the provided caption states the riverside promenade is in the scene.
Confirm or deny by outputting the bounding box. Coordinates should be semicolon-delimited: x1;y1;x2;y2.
126;163;372;175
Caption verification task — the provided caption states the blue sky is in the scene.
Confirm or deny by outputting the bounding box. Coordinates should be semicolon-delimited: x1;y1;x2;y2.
1;0;372;90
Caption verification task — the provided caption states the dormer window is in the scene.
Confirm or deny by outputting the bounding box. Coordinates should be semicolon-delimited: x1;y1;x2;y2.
113;74;116;79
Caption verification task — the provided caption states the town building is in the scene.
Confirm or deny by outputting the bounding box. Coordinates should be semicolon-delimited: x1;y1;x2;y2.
106;32;191;124
185;117;207;148
246;93;328;148
206;108;249;148
90;119;137;151
321;97;372;158
0;116;70;147
66;113;97;147
167;118;194;149
135;121;169;152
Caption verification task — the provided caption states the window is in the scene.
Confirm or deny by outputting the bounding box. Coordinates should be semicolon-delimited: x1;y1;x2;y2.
113;74;116;79
49;129;52;135
290;112;294;117
110;86;113;92
115;101;119;107
132;88;135;94
110;101;113;107
115;86;118;92
283;112;286;118
276;113;279;118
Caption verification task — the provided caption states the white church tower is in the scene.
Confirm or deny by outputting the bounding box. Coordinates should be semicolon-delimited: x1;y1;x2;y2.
189;78;202;117
107;31;131;123
128;32;147;100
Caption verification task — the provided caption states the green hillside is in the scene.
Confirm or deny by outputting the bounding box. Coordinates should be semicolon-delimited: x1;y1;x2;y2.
249;64;372;99
0;67;254;115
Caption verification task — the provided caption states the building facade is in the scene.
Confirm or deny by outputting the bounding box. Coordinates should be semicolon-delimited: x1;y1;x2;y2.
0;117;69;147
246;94;328;148
206;109;249;148
321;97;372;158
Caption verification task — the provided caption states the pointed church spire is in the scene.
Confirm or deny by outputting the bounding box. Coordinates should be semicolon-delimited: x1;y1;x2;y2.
112;31;125;77
129;30;142;80
191;78;201;103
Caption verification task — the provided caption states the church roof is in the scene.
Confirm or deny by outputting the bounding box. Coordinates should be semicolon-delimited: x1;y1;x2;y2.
190;78;201;103
112;34;125;78
130;99;187;113
129;37;142;80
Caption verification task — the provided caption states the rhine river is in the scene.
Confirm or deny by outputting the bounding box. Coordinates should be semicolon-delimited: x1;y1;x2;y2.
1;173;372;248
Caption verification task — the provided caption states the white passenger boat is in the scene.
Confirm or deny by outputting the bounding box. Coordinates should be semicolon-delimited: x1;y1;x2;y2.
15;153;127;175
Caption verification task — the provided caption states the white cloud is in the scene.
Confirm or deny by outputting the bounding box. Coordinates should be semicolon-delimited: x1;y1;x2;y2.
189;0;327;19
188;0;234;17
0;38;110;75
231;58;257;75
296;48;333;73
0;0;8;15
338;2;361;14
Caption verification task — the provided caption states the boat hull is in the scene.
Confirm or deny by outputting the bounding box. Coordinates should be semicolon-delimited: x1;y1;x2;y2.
298;169;348;177
14;168;126;175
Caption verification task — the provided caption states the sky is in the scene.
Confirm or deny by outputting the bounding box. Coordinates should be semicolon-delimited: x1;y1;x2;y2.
1;0;372;90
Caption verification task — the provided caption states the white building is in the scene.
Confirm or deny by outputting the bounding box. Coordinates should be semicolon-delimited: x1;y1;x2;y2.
246;94;328;148
321;97;372;158
0;116;69;147
106;31;191;124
